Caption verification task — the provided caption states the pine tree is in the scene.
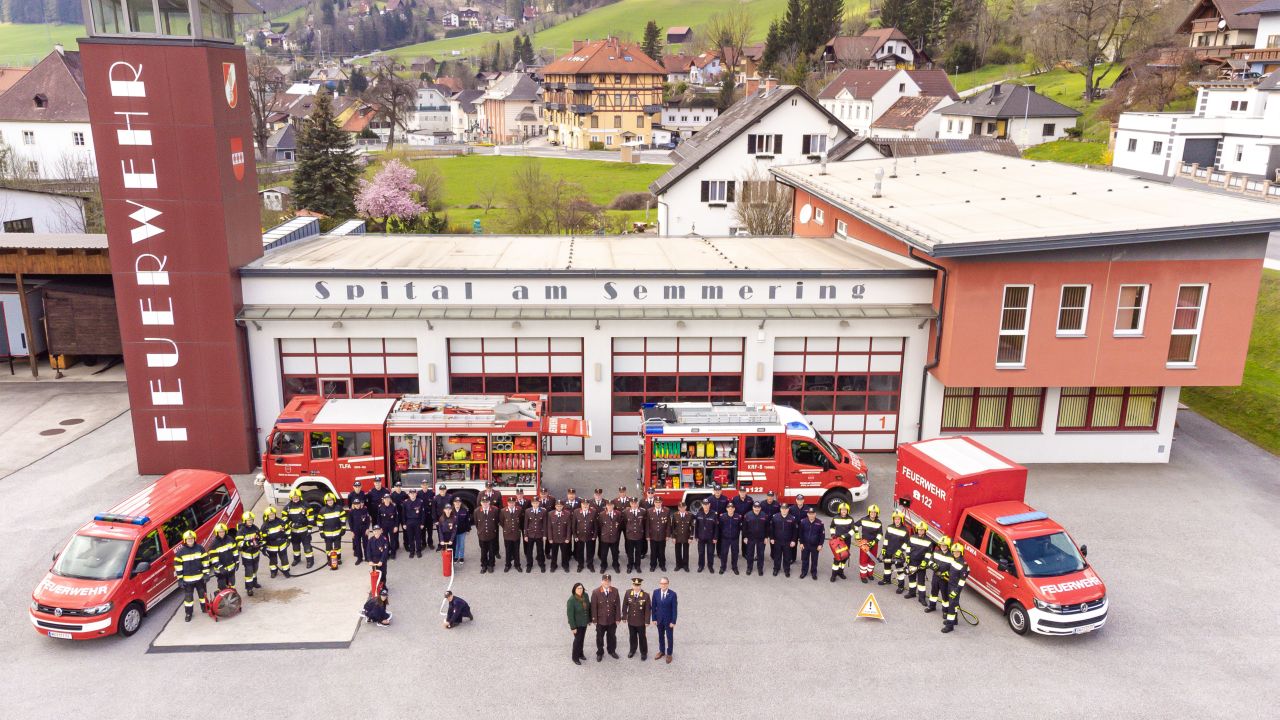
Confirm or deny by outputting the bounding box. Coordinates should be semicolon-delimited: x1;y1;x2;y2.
762;20;782;74
779;0;805;56
641;20;663;62
520;34;536;64
292;92;359;218
350;67;369;94
879;0;913;34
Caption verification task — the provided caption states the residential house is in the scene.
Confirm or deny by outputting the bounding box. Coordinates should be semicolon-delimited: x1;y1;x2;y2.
458;6;483;29
1180;0;1259;61
523;5;539;23
823;28;927;69
481;72;543;143
648;80;851;236
266;124;297;162
1235;0;1280;73
494;15;517;31
660;96;720;138
0;185;86;233
0;67;32;96
1112;72;1280;180
259;186;293;212
410;57;439;76
435;76;464;93
442;11;460;27
868;95;947;139
831;136;1022;161
689;53;722;85
450;88;485;142
541;37;666;149
726;43;765;84
308;64;349;90
409;84;453;135
342;104;381;137
667;26;694;45
663;54;695;84
817;68;957;136
936;83;1080;147
0;48;95;180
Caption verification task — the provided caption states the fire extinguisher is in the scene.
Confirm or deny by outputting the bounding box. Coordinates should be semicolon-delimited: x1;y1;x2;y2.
442;547;454;577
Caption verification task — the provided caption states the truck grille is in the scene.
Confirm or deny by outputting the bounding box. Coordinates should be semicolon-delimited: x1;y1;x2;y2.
35;603;93;617
1056;598;1106;615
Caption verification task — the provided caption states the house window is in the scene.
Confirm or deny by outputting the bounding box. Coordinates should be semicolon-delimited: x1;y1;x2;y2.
1269;34;1280;48
941;387;1046;432
898;82;905;92
637;115;644;128
747;133;782;156
1114;284;1148;335
1057;387;1161;431
1235;144;1244;162
835;219;848;237
814;208;824;225
1152;141;1163;154
26;160;37;174
73;131;86;146
613;115;621;128
1042;123;1055;136
1056;285;1090;335
997;285;1033;367
3;217;35;233
1168;284;1208;366
605;136;613;145
802;134;829;155
700;180;734;204
34;94;47;108
590;116;598;128
1126;138;1137;152
22;130;34;144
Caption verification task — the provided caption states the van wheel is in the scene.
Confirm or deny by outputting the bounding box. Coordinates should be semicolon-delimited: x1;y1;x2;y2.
1007;601;1030;635
118;602;145;637
820;489;852;517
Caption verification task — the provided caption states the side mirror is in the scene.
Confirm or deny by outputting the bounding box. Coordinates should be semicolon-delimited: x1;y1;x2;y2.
52;552;58;563
274;456;283;464
997;558;1011;574
1079;544;1088;558
132;561;152;576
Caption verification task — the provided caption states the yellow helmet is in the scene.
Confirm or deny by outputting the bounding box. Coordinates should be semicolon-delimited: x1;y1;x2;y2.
868;504;880;515
263;506;277;517
837;502;850;514
182;530;197;542
891;510;905;522
214;523;228;534
290;489;302;500
324;492;337;503
915;520;928;533
951;542;965;554
939;535;951;549
242;511;255;523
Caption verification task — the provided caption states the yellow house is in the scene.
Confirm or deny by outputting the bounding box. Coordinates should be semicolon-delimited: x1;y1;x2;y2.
542;37;666;150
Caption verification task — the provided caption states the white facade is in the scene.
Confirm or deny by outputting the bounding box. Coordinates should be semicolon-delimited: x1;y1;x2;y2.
660;104;719;138
937;114;1075;146
820;70;921;136
0;121;96;180
0;186;86;233
408;87;452;134
449;98;480;141
689;57;722;85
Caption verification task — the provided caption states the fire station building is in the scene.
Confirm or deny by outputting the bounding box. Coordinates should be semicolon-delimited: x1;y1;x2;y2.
237;154;1279;465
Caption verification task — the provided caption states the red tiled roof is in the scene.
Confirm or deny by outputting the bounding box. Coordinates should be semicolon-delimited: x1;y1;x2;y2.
871;95;944;130
663;54;694;73
905;69;958;100
0;50;87;122
0;66;31;95
543;37;666;76
817;68;897;99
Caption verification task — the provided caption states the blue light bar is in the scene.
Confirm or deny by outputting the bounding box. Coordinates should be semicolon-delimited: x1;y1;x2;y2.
645;426;664;434
996;511;1048;526
94;513;151;526
786;421;809;432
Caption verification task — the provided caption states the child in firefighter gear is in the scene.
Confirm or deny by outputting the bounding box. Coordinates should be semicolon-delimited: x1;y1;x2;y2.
209;523;239;591
829;502;855;582
349;497;371;564
854;504;883;583
925;535;953;614
941;542;970;634
318;493;347;565
437;504;458;556
798;508;824;580
237;512;263;596
879;511;910;590
363;588;392;627
262;506;291;578
904;521;933;603
174;530;209;622
284;489;315;568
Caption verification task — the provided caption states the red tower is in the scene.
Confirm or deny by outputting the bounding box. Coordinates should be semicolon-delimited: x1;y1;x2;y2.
78;0;263;473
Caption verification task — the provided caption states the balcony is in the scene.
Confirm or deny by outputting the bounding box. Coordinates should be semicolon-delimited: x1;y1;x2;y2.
642;104;663;114
1190;18;1223;33
567;82;595;91
544;102;565;111
544;81;565;90
570;104;594;115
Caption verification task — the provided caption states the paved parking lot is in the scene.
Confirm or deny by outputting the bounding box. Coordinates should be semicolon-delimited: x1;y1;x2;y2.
1;382;1277;717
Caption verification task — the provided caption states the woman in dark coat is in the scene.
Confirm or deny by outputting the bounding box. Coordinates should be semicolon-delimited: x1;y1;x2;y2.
566;582;591;664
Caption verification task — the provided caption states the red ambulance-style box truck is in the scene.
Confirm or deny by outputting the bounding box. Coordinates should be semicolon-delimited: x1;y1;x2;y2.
639;402;868;515
894;437;1107;636
31;470;243;640
259;394;588;508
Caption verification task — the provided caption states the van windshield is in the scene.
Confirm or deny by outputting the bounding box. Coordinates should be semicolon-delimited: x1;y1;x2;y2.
53;534;133;581
812;432;842;464
1014;532;1086;578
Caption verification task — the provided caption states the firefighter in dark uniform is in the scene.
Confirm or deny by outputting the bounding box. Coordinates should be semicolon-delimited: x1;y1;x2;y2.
346;480;369;511
572;500;598;572
500;497;525;573
523;497;548;572
623;577;651;660
694;498;718;573
670;501;695;572
318;493;347;565
538;487;558;512
237;511;263;596
589;488;608;512
854;504;883;583
478;480;503;511
708;484;729;516
175;530;209;622
375;494;401;560
769;503;800;577
623;498;648;573
400;487;427;558
717;503;742;575
547;499;573;573
646;501;671;572
880;510;910;590
792;493;811;517
760;491;782;520
367;477;390;509
829;502;855;582
639;490;658;511
367;525;391;591
261;506;291;578
419;479;437;550
731;491;753;559
348;497;371;565
798;507;824;580
209;523;238;591
742;502;770;575
513;489;532;513
941;542;970;634
904;521;933;603
473;496;501;574
437;504;458;558
924;535;953;614
284;489;315;568
432;489;453;551
597;502;624;573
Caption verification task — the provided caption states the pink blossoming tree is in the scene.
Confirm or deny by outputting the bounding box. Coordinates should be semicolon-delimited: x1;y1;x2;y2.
355;159;426;232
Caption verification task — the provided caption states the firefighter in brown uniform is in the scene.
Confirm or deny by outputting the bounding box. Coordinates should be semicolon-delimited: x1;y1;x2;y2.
669;501;695;572
523;497;549;572
646;502;671;572
500;497;525;573
589;488;608;512
590;574;622;661
473;496;501;574
572;501;598;572
597;503;624;573
547;499;573;573
478;481;503;510
623;498;648;573
613;486;632;512
624;577;652;660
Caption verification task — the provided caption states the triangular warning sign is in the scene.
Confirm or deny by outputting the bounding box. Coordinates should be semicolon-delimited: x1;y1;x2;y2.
857;592;885;621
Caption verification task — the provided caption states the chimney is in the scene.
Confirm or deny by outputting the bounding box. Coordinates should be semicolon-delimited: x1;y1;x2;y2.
572;40;586;52
763;76;778;93
54;43;64;54
745;74;761;96
991;83;1002;96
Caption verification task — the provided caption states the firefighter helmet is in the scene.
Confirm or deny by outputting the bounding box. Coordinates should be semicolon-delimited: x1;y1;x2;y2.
837;502;850;514
324;492;337;504
242;511;255;523
891;510;904;522
290;489;302;500
182;530;197;542
868;504;880;515
915;520;928;533
214;523;228;534
939;535;951;548
951;542;965;554
263;506;277;517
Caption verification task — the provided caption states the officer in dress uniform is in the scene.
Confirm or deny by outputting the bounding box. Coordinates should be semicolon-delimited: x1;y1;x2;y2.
769;503;800;577
261;506;291;578
880;510;910;590
854;504;883;583
174;530;209;622
589;488;608;512
904;521;933;602
348;497;371;565
318;493;347;565
538;487;558;512
646;501;671;572
209;523;238;591
742;502;770;576
597;502;624;573
401;488;427;558
623;577;652;661
284;489;315;568
237;511;263;596
717;503;742;575
523;496;549;572
614;486;632;512
670;502;695;572
563;487;583;511
798;507;824;580
623;498;648;573
478;480;503;510
473;496;501;574
941;542;970;634
694;498;718;572
500;497;525;573
572;500;598;572
547;499;573;573
639;490;658;511
375;494;401;560
367;525;391;591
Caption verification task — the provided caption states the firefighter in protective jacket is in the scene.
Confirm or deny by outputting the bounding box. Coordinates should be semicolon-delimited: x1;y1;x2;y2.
284;489;316;568
941;542;970;634
237;512;263;596
318;493;347;565
174;530;209;622
262;506;292;578
209;523;239;591
828;502;855;582
879;510;910;591
853;504;883;583
924;535;953;614
904;521;933;603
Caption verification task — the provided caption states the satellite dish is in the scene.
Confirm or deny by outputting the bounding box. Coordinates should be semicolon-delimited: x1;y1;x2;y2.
828;124;840;140
798;203;813;224
1218;18;1227;30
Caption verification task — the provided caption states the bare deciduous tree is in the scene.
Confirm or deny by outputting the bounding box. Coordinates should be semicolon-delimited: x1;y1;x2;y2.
700;6;754;81
733;167;794;236
247;52;287;161
1028;0;1158;103
364;66;418;150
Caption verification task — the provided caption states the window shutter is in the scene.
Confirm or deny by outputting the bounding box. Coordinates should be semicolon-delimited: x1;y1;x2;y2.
701;181;709;202
747;134;756;154
802;135;811;154
774;134;782;153
726;181;736;202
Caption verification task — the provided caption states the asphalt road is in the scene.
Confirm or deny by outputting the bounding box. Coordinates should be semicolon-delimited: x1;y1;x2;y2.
2;383;1277;717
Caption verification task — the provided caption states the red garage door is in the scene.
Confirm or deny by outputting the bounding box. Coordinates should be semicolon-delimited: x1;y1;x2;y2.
611;337;744;454
448;337;585;454
772;337;904;451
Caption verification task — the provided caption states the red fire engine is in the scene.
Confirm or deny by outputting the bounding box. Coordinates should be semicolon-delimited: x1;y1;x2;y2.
638;402;868;515
259;394;588;508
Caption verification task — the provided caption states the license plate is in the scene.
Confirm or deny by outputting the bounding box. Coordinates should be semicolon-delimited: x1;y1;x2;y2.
1073;627;1086;635
47;631;73;639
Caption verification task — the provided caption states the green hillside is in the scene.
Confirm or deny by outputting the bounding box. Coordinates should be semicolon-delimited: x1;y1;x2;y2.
0;22;84;64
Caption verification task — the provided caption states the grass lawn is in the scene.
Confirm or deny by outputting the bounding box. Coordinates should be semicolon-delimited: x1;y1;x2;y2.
1008;65;1120;164
0;22;83;64
1021;140;1109;165
1182;269;1280;456
950;63;1030;94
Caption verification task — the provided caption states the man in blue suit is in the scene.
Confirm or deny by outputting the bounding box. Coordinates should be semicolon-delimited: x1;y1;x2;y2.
652;576;678;664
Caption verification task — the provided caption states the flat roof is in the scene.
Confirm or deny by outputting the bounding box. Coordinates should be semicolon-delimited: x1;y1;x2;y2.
0;233;107;250
312;398;396;426
241;234;932;277
913;437;1013;476
771;153;1280;256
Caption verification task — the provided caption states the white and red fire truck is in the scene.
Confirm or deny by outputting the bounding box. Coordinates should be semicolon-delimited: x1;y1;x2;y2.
638;402;869;515
259;394;588;508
